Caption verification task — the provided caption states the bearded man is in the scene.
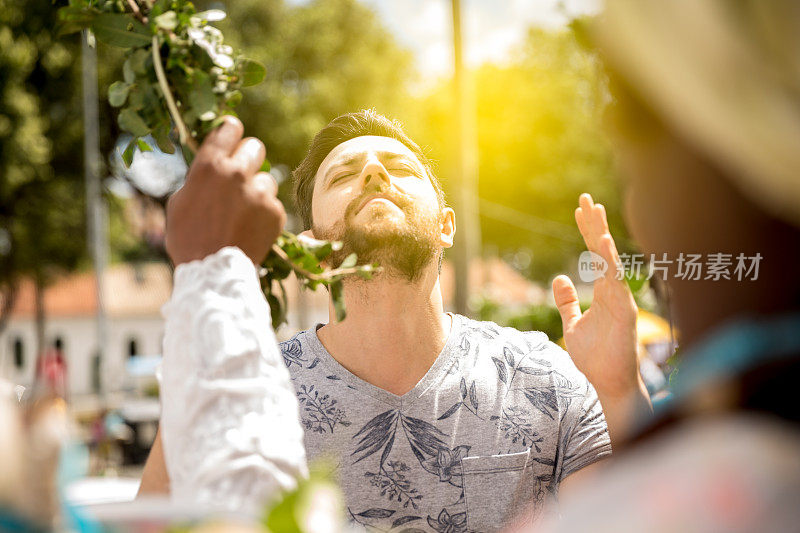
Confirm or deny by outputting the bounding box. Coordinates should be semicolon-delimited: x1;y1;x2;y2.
141;110;650;531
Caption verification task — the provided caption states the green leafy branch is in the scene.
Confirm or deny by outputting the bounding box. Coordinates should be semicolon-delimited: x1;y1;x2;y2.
59;0;378;328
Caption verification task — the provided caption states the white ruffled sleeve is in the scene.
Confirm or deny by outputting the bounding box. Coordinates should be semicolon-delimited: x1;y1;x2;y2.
158;246;308;514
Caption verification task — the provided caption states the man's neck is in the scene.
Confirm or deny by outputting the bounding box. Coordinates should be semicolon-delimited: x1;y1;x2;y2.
317;265;452;396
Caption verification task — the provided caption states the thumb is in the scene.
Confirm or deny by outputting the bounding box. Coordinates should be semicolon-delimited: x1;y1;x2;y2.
553;275;581;330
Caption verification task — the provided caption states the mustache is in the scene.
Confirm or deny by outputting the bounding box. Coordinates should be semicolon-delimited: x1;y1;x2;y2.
344;187;414;219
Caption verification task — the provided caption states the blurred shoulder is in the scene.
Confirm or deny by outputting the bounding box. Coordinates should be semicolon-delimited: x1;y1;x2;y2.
551;414;800;533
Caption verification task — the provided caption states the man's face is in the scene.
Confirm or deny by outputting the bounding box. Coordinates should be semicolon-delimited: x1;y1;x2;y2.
308;135;454;281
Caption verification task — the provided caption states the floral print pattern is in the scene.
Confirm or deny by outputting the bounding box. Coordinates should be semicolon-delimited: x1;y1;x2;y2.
296;384;351;433
281;315;611;531
420;445;471;486
427;508;467;533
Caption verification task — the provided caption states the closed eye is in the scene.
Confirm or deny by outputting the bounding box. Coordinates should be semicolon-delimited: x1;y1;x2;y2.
331;172;356;183
388;165;421;177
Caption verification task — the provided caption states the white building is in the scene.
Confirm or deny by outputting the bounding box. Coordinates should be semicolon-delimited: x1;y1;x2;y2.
0;263;172;400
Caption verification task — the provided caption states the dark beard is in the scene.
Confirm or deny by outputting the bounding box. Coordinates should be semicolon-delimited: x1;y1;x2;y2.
314;187;441;282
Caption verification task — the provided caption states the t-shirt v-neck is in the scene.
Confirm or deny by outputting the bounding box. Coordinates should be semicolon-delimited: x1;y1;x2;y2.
301;312;463;410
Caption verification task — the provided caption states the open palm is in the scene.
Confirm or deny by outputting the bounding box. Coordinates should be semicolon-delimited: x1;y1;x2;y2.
553;194;639;399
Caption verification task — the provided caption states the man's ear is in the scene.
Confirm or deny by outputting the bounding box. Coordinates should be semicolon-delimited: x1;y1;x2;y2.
440;207;456;248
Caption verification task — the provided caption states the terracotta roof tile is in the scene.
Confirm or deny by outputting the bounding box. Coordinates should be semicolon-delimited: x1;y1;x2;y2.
6;263;172;319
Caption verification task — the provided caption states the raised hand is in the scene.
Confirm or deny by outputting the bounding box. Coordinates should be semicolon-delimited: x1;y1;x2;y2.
553;193;650;443
165;116;286;266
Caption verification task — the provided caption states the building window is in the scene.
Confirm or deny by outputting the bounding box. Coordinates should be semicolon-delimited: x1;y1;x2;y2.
12;338;24;369
127;337;139;358
91;353;101;393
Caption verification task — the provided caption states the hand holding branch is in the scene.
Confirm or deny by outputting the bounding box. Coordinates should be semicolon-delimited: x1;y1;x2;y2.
166;117;285;266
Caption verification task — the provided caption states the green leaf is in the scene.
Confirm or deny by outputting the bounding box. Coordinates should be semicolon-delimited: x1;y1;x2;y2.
266;292;286;330
263;482;302;533
57;6;96;36
181;144;195;166
267;252;293;280
123;57;136;84
58;6;96;24
57;22;86;37
208;116;227;131
225;90;242;108
339;253;357;269
296;234;330;253
299;254;321;272
357;264;376;280
128;48;150;75
152;124;175;154
238;59;266;87
331;280;346;323
126;86;145;110
151;0;172;16
120;138;137;168
260;159;271;172
118;108;151;137
154;11;179;31
263;469;341;533
137;139;153;152
91;13;152;48
140;84;162;115
188;71;216;116
108;81;130;107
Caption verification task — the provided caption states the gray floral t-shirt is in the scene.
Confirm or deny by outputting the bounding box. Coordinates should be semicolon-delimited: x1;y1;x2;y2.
279;313;611;532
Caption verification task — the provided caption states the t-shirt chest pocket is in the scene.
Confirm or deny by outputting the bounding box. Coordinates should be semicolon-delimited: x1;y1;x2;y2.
460;448;553;531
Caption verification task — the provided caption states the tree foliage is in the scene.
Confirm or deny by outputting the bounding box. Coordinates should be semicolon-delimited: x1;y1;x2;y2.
406;26;631;282
214;0;414;194
0;0;88;333
60;0;387;328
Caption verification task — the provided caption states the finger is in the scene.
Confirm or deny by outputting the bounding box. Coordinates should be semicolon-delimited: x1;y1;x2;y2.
598;234;623;281
575;206;592;249
581;202;609;253
231;137;266;177
575;197;600;252
593;203;610;235
199;116;244;158
578;193;595;236
579;192;594;212
552;275;582;329
251;171;278;197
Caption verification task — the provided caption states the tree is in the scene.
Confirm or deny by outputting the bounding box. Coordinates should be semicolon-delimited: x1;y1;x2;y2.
406;25;631;282
0;0;127;353
214;0;414;218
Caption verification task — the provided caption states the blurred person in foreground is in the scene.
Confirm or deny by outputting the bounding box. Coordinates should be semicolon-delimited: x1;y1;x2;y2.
143;117;308;515
145;108;652;529
515;1;800;531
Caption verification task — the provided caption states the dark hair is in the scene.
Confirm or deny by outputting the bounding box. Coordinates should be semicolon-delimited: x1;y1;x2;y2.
292;109;445;229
